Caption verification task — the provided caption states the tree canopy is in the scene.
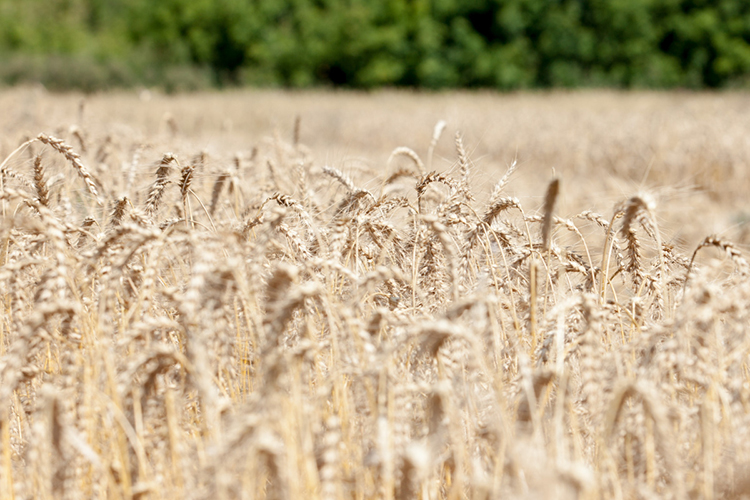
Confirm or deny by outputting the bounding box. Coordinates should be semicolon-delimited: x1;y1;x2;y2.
2;0;750;91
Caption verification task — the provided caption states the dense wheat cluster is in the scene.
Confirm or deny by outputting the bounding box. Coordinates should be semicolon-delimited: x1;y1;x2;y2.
1;88;750;500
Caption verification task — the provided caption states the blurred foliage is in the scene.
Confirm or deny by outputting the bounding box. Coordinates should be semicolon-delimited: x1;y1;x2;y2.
1;0;750;91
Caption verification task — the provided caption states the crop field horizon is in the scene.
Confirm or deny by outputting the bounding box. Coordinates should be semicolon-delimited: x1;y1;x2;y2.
4;87;749;248
1;86;749;499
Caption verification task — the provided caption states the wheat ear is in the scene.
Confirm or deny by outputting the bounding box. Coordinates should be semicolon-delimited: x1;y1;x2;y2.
144;153;178;216
541;178;559;252
180;166;195;228
454;132;476;203
685;235;749;289
36;133;102;204
32;155;49;208
427;119;447;170
387;147;425;177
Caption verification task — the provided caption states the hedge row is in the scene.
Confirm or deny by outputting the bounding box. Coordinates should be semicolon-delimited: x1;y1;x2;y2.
2;0;750;90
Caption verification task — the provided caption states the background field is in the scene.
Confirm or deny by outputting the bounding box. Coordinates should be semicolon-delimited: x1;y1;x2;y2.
1;88;750;499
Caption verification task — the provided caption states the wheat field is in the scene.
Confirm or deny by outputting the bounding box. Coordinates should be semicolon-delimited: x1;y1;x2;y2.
1;87;750;499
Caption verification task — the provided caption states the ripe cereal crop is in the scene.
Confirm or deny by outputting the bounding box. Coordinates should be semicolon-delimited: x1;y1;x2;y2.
0;87;750;499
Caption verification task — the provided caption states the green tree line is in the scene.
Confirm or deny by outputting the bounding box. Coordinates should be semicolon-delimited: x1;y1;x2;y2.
2;0;750;91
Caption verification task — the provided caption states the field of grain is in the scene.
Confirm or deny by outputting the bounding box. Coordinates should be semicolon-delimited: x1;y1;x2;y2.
1;86;749;499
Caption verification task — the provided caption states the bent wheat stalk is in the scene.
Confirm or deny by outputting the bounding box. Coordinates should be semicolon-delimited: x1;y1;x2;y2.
0;134;103;205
